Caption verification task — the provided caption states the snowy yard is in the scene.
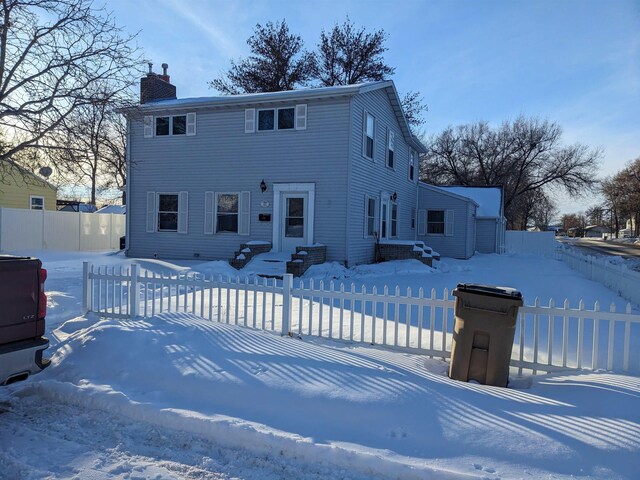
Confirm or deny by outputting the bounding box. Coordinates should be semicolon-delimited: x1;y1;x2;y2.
1;250;640;479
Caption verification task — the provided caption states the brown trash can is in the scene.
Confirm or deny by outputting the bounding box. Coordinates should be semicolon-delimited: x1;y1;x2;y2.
448;284;523;387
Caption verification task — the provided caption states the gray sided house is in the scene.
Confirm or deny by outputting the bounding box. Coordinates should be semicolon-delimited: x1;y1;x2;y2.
125;69;425;267
416;184;505;259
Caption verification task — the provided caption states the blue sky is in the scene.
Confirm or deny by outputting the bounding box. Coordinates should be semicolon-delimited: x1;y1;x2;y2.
110;0;640;215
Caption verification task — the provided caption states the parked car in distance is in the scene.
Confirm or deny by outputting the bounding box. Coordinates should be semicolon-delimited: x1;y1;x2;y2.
0;255;50;385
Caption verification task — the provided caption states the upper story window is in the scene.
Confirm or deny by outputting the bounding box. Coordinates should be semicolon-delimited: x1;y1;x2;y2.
409;149;416;181
387;129;395;169
363;112;375;159
30;196;44;210
145;113;196;138
246;105;306;133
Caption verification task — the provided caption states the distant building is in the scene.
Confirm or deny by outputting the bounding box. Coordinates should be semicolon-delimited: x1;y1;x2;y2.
96;205;126;215
584;225;611;238
0;163;57;211
56;200;97;213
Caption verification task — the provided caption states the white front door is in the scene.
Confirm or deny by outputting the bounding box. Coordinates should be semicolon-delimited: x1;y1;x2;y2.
280;193;308;252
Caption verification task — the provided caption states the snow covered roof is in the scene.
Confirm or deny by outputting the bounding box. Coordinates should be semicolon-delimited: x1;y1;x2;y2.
437;186;503;217
133;80;426;153
96;205;126;215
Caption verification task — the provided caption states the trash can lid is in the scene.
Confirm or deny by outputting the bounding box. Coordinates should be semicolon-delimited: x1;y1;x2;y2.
455;283;522;300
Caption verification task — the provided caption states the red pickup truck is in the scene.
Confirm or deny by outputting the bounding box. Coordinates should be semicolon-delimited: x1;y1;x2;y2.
0;255;50;385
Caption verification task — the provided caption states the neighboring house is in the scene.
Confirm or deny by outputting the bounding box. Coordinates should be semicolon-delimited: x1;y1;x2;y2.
584;225;611;238
96;205;126;215
57;200;97;213
415;184;505;259
0;163;57;211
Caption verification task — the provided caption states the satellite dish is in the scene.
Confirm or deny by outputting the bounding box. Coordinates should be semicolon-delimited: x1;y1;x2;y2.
39;166;52;178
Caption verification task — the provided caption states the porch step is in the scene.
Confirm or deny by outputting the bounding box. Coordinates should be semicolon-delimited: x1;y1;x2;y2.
229;241;272;269
377;240;439;267
286;244;327;277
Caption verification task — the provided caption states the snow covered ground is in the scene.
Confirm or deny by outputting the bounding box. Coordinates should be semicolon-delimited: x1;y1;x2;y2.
1;250;639;479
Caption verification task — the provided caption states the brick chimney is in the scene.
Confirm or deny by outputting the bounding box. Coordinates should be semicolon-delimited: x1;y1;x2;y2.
140;62;177;104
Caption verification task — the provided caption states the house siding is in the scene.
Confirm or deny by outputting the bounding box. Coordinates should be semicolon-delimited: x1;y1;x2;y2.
127;96;351;261
476;218;498;253
416;185;473;259
347;89;418;266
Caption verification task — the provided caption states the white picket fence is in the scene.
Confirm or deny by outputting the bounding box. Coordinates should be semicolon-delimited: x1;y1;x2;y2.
82;262;640;376
0;207;125;251
558;248;640;307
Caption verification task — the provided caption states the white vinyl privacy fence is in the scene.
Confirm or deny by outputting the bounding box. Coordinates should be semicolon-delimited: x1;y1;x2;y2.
504;230;557;256
558;248;640;306
0;207;125;251
83;263;640;376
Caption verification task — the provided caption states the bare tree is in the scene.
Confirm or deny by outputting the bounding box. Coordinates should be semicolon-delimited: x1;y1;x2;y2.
420;117;601;228
0;0;142;171
210;20;315;94
51;91;131;205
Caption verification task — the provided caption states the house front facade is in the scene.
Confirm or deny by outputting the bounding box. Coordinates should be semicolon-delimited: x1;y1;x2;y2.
125;70;426;267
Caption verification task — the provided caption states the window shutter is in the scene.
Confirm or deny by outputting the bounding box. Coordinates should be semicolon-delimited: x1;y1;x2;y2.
146;192;156;232
144;116;153;138
239;191;251;235
178;191;188;234
186;112;196;136
244;109;255;133
295;104;307;130
445;209;454;236
204;191;214;234
418;209;426;236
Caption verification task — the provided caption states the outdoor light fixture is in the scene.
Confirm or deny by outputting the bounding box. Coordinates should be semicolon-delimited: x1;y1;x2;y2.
260;179;267;193
391;192;398;202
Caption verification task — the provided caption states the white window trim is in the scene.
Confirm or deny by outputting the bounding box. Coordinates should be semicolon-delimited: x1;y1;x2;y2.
153;113;196;137
364;195;378;238
30;195;44;210
272;183;315;252
214;192;241;235
254;105;303;132
363;111;375;160
156;192;180;233
426;209;454;236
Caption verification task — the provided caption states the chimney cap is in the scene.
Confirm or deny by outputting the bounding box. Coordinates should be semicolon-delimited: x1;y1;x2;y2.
162;63;168;75
148;62;153;74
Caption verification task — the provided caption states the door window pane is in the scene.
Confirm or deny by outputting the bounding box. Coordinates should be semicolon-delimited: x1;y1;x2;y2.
285;197;304;237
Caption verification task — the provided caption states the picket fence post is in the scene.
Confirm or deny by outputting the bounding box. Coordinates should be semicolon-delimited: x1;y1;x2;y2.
128;263;140;318
281;273;293;336
82;261;92;314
